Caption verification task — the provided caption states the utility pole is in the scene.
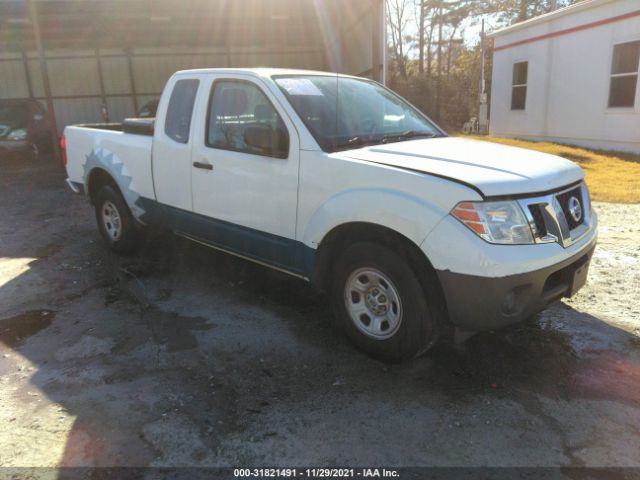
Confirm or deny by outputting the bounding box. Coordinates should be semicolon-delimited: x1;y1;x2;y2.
478;17;488;134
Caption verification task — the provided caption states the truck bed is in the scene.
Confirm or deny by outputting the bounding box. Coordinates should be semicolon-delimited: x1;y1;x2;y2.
64;119;155;202
73;118;155;136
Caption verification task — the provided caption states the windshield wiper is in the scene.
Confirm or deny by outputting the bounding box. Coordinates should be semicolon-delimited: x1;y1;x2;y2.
329;130;440;152
381;130;439;144
329;136;382;152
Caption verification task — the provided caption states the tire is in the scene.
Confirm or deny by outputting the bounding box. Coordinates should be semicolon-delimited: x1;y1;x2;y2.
94;184;144;254
330;242;441;362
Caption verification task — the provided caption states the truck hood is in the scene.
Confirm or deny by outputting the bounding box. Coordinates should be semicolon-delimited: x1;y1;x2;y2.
340;137;583;197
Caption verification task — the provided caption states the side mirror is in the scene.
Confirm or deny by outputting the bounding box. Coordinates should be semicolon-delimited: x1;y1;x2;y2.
33;113;44;122
243;125;288;158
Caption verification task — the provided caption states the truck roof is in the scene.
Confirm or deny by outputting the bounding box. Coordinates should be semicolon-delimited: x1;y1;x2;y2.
172;67;363;80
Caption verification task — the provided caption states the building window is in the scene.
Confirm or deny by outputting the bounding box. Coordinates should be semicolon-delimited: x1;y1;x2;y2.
511;61;528;110
609;41;640;108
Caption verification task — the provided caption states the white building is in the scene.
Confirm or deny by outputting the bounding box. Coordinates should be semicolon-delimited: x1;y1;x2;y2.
489;0;640;153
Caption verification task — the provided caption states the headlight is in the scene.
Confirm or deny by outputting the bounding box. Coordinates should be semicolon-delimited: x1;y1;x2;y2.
7;128;27;141
451;200;534;244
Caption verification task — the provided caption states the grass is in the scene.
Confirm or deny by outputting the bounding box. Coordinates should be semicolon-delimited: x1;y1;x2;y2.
463;135;640;203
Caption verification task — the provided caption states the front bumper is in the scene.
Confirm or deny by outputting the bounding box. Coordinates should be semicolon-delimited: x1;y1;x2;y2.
423;202;598;331
436;241;596;331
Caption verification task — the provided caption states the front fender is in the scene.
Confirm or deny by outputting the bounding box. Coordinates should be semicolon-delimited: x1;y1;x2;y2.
301;187;447;249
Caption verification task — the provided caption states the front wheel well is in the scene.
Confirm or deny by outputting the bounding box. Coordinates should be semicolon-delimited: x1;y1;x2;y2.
313;222;436;290
313;222;452;340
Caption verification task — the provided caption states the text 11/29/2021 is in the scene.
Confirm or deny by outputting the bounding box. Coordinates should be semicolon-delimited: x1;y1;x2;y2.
233;468;399;478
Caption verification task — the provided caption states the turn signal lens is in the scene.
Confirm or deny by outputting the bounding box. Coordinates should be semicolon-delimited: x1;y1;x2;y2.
451;203;486;235
451;200;534;245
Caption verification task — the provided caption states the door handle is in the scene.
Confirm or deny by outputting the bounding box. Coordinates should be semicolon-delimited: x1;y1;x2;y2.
193;161;213;171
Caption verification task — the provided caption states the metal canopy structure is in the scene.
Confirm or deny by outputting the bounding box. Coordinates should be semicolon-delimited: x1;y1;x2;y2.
2;0;361;51
0;0;385;143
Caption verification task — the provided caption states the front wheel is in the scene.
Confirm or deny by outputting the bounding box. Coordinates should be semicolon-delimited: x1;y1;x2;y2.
94;184;144;254
330;242;441;362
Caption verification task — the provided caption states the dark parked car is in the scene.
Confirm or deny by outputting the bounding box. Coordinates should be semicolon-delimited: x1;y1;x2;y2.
0;99;53;159
137;99;159;118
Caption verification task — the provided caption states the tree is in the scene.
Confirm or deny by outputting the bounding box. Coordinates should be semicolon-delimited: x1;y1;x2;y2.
386;0;412;78
417;0;425;73
416;1;439;77
385;0;586;130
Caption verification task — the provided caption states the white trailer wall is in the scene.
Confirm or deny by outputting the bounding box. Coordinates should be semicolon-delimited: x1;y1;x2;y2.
489;0;640;153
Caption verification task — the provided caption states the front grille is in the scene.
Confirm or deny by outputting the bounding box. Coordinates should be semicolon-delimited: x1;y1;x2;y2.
517;182;591;248
528;204;547;238
556;187;584;230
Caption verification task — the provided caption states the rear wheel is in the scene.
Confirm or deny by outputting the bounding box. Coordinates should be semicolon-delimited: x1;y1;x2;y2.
330;242;441;361
94;184;144;254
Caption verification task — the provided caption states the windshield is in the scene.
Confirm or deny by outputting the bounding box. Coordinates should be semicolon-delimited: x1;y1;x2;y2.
274;75;444;152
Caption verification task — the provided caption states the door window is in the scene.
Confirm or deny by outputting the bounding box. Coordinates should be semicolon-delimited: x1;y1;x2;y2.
206;80;289;158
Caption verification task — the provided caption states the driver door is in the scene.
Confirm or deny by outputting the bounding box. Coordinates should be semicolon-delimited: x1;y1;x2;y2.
190;75;301;273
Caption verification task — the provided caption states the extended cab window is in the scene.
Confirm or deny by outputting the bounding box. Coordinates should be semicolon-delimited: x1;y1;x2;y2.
206;80;289;158
164;79;199;144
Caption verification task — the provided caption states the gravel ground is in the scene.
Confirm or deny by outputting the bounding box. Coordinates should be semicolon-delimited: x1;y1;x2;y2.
0;157;639;470
565;202;640;331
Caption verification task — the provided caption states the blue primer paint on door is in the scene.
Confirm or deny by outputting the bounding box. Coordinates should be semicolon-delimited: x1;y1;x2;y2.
137;197;316;279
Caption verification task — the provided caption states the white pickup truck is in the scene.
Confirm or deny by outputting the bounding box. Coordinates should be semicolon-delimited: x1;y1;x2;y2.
63;68;597;360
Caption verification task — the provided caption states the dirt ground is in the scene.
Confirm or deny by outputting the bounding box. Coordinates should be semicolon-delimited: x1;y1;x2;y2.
1;156;639;469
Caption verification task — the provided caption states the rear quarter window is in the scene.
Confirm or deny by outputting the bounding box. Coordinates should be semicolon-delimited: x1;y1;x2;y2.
164;79;200;144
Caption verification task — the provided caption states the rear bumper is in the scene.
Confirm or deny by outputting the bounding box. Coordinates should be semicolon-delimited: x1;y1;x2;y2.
66;178;85;194
436;240;596;331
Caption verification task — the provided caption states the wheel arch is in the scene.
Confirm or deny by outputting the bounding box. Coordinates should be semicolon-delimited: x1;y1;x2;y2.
313;221;452;340
86;167;118;205
313;222;438;293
